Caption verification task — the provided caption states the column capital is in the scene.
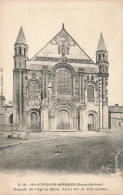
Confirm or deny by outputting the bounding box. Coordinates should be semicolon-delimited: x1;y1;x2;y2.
41;102;48;110
79;104;87;111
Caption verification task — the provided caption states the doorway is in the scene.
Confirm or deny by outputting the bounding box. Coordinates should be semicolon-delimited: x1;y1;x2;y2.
57;109;70;130
88;113;94;131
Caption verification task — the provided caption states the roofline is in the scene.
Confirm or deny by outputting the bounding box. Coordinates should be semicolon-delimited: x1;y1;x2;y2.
14;43;28;47
96;50;108;54
30;29;62;61
30;27;95;63
64;28;95;64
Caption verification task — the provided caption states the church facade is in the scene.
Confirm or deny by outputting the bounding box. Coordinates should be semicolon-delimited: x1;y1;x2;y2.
13;25;109;132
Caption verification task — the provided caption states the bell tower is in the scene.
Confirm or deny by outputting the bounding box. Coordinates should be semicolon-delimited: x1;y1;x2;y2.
96;33;109;130
14;26;28;69
96;33;108;73
13;27;28;130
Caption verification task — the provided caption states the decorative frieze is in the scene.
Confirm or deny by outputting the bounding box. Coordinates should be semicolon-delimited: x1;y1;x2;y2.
35;56;93;64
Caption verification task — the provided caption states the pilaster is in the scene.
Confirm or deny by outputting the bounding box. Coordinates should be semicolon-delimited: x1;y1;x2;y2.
99;76;102;129
41;101;49;131
79;105;87;131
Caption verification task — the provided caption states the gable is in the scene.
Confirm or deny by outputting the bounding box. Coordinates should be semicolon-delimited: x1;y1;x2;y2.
31;28;94;64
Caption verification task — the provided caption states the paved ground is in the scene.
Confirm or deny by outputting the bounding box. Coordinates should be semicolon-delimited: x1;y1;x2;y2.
0;130;123;175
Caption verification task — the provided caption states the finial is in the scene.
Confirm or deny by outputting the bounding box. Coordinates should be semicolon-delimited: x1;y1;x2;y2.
62;23;64;30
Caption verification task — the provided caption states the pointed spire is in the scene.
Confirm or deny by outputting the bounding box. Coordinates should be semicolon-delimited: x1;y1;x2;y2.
15;26;27;45
62;23;64;30
97;33;107;51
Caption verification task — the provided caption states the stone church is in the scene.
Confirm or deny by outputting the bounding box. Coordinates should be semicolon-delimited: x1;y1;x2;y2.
13;24;109;132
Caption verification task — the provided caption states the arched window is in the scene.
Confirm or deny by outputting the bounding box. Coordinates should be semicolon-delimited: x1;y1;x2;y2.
98;53;101;61
28;81;39;101
9;114;13;124
103;53;105;61
15;48;17;56
19;47;21;56
87;85;94;102
24;48;26;56
87;75;89;81
56;68;72;95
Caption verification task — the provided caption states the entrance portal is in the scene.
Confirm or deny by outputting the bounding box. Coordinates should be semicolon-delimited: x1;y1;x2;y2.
31;112;39;130
88;113;94;131
57;110;70;130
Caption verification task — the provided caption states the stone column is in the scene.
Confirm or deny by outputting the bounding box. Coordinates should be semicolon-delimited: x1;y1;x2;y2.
99;76;103;129
22;70;27;130
79;73;81;102
18;70;23;130
105;76;109;129
52;75;55;95
40;107;42;131
41;103;48;131
13;69;18;130
79;105;87;132
49;116;54;131
78;69;85;103
102;76;106;129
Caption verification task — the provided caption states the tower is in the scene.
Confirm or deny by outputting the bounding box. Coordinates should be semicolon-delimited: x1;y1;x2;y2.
13;27;28;130
96;33;109;129
14;26;28;69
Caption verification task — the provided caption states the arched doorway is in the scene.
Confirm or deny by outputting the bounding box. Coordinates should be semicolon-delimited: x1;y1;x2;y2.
9;114;13;124
57;109;70;130
88;113;94;131
31;112;39;130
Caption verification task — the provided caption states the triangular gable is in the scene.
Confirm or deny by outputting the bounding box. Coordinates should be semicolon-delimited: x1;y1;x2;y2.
31;28;94;64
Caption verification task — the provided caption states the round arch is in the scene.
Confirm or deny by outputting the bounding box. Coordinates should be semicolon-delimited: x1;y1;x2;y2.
51;62;75;77
49;100;78;131
27;109;40;132
9;114;13;124
27;80;41;101
51;63;75;95
85;82;99;103
85;81;99;91
87;110;98;131
27;78;41;88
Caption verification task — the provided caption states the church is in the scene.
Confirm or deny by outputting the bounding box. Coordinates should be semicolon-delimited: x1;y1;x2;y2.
13;24;109;132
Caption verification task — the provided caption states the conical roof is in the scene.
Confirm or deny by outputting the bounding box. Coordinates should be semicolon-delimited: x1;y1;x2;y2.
15;26;27;45
97;33;107;51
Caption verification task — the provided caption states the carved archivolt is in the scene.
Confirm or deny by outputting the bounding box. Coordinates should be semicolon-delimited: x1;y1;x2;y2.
87;110;97;116
49;100;78;118
85;81;99;91
27;78;41;88
51;62;75;77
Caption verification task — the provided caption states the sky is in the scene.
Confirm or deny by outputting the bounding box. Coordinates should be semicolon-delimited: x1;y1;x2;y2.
0;0;123;105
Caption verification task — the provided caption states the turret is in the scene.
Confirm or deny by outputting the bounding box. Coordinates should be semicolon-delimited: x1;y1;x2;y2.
96;33;108;74
14;26;28;69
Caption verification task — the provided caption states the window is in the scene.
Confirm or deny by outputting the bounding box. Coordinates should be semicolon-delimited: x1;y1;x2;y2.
118;121;122;128
91;75;94;81
98;53;101;61
87;75;89;81
87;85;94;102
24;48;26;56
19;47;21;56
28;81;39;101
56;69;72;95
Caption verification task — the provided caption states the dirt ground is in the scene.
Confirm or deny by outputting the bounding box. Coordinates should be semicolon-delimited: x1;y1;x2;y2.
0;130;123;175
